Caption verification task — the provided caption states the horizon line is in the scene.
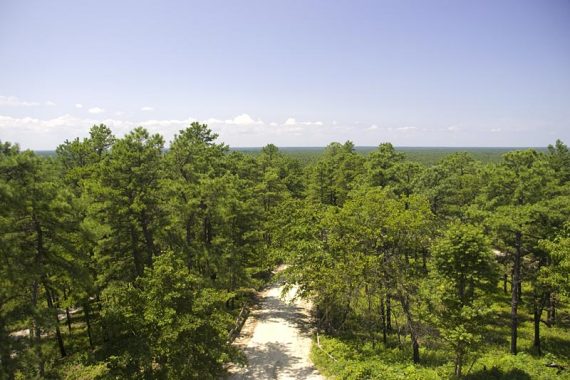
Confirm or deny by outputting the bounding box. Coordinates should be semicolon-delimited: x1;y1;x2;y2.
32;145;551;152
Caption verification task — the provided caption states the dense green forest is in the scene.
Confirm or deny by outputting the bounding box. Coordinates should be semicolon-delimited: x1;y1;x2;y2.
237;146;549;167
37;146;548;167
1;123;569;379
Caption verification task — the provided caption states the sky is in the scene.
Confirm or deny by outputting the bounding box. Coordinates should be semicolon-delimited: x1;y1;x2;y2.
0;0;569;149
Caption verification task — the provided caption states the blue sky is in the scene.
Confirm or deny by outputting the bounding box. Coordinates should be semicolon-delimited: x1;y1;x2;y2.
0;0;569;149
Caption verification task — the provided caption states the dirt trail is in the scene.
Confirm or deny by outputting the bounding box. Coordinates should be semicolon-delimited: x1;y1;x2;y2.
228;281;324;380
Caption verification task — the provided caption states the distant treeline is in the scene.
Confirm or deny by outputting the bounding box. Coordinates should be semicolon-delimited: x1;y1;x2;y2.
36;146;549;166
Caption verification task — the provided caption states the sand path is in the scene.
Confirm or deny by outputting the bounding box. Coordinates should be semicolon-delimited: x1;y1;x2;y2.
228;281;324;380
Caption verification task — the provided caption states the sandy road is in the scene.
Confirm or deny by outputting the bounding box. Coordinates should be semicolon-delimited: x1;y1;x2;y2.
228;281;324;380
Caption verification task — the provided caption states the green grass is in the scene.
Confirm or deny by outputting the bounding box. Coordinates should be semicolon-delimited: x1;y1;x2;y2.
310;291;570;380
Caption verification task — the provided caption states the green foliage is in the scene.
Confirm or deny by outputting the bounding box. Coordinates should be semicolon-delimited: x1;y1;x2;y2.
307;141;364;206
430;223;498;377
102;252;239;378
1;124;291;379
1;131;569;379
539;224;570;297
432;223;498;305
417;153;482;220
287;140;569;378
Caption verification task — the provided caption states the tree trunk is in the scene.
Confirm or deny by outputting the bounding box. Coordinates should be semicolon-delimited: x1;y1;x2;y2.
386;295;392;331
399;295;420;363
31;215;45;376
140;211;156;268
412;335;420;364
511;231;522;355
63;288;72;334
84;301;94;348
503;273;508;294
46;288;66;358
454;344;463;378
533;303;542;355
380;298;387;345
366;284;375;347
65;307;72;334
393;313;402;345
547;293;556;326
130;226;144;277
31;281;44;377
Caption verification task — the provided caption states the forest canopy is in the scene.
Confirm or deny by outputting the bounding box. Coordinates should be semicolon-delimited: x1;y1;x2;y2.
1;124;569;379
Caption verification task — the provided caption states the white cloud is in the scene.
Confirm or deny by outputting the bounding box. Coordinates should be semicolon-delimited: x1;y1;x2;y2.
285;126;304;132
0;112;446;150
1;114;83;134
88;107;105;114
0;114;199;149
283;117;323;126
200;114;320;130
141;106;154;112
204;118;223;124
280;117;326;134
75;104;83;109
284;117;296;126
199;114;264;128
203;114;323;139
0;96;59;107
0;95;40;107
0;111;561;149
225;113;263;125
303;120;323;126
